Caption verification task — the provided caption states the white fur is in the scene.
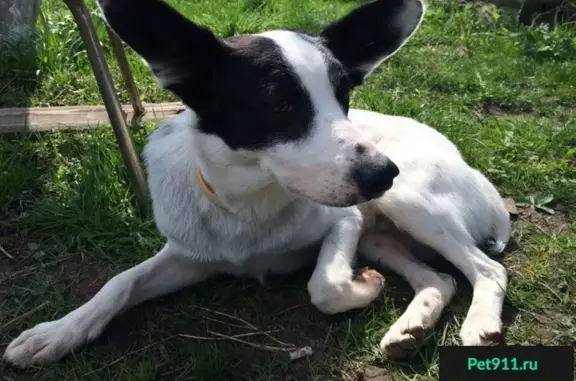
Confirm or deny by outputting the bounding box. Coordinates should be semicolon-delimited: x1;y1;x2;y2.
355;110;509;352
359;231;456;357
3;108;510;366
4;19;511;366
253;31;387;206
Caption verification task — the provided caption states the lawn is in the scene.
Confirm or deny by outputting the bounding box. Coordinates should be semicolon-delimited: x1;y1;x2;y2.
1;0;575;380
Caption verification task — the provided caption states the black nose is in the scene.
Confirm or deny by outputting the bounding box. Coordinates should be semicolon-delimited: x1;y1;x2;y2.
352;159;399;200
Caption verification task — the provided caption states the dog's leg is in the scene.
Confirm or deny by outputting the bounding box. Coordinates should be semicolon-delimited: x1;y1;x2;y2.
3;243;211;367
415;232;506;346
450;243;507;346
308;214;385;314
358;232;456;358
386;200;508;346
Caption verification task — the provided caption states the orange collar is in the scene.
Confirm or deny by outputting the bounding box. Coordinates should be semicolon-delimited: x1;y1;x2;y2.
195;168;228;209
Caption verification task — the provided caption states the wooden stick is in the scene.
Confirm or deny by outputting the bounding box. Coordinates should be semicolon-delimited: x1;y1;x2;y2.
0;102;185;133
63;0;149;208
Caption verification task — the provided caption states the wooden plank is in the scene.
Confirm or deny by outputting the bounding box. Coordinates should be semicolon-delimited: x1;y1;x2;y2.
0;102;186;133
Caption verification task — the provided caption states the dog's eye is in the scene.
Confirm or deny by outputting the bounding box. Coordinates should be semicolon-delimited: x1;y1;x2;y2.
273;100;292;113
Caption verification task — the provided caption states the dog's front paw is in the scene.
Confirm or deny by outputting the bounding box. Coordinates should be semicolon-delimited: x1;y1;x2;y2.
460;312;502;346
3;318;88;368
308;268;385;315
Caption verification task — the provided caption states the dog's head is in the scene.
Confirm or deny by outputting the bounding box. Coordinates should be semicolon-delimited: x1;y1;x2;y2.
99;0;425;206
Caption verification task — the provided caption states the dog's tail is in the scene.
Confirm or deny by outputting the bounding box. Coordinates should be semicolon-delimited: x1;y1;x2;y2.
477;173;511;256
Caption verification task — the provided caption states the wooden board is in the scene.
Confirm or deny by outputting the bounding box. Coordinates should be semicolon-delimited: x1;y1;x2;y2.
0;102;185;133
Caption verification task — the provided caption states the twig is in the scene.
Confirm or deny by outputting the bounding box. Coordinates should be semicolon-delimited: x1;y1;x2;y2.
189;304;295;348
278;304;307;315
202;315;251;330
0;75;17;94
540;281;564;304
189;304;263;330
82;340;160;376
533;223;549;235
289;346;313;361
0;244;14;260
179;330;278;341
8;254;72;278
207;331;293;352
2;302;49;328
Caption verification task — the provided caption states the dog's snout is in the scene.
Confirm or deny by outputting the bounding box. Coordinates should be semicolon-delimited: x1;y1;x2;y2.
353;159;399;200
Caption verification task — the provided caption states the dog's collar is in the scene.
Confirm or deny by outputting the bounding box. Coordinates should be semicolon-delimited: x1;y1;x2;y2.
195;168;229;210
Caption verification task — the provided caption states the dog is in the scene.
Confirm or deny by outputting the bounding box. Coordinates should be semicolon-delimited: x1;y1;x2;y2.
3;0;511;367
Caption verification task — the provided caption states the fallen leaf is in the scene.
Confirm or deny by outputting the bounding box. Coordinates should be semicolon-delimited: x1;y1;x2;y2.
503;198;518;215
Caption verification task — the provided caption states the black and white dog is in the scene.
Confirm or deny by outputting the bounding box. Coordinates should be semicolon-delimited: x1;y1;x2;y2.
4;0;511;367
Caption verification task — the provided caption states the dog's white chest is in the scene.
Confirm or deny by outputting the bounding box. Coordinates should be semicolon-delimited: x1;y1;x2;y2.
185;201;335;274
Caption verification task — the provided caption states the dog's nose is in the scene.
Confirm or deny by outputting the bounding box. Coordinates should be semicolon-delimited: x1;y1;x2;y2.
353;158;399;200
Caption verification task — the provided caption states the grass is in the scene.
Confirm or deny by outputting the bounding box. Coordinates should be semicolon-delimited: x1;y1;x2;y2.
1;0;575;380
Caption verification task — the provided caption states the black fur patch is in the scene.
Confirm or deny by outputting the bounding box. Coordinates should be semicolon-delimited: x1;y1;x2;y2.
101;0;321;150
320;0;424;80
197;35;316;150
99;0;423;150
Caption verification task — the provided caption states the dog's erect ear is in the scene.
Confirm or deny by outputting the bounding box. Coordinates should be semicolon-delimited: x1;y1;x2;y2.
320;0;425;83
98;0;228;109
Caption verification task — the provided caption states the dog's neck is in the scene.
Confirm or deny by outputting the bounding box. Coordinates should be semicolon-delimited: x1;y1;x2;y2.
188;113;299;217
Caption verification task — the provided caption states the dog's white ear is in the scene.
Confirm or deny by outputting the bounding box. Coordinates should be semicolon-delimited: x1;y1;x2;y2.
98;0;228;109
320;0;425;84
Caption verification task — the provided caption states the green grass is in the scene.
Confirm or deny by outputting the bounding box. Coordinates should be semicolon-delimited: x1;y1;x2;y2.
1;0;575;380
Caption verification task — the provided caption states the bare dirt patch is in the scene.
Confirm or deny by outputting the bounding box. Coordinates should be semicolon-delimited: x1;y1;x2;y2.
479;99;535;116
517;207;570;235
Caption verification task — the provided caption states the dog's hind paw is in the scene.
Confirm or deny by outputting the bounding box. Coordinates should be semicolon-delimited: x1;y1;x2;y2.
381;325;425;359
3;318;87;368
380;315;428;359
460;313;502;346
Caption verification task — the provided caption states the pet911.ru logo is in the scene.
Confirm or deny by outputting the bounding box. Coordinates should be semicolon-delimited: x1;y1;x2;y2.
468;357;539;371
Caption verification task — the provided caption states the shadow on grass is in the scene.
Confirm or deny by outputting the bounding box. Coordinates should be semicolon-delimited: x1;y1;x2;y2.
0;30;39;111
2;262;509;381
1;216;521;380
0;126;522;381
0;204;554;381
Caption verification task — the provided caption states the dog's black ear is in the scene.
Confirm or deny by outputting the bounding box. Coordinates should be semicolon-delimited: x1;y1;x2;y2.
320;0;425;84
98;0;228;109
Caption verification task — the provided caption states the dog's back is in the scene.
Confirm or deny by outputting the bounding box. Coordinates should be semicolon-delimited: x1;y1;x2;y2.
351;109;510;351
350;109;510;255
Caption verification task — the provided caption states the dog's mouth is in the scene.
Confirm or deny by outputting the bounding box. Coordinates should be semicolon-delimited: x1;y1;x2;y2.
283;184;374;208
314;190;391;208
